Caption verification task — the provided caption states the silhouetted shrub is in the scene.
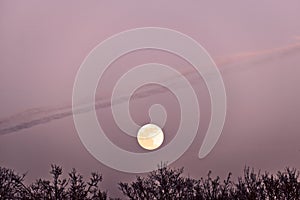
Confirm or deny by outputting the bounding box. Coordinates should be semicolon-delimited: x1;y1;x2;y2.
119;165;198;199
0;164;299;199
0;167;27;199
0;165;107;200
119;166;300;200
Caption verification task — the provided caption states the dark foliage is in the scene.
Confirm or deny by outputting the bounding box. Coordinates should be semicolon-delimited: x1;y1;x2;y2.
0;165;107;200
119;165;197;199
0;164;299;200
0;167;27;199
119;166;300;200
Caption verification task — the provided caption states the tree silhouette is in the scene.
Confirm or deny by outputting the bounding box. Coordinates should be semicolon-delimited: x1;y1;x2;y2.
119;165;197;199
0;166;27;199
118;164;233;200
0;164;299;199
232;167;300;200
0;165;107;200
119;165;300;200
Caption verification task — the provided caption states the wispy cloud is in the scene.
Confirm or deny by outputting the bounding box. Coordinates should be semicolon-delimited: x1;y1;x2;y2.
217;42;300;67
0;86;171;135
1;42;299;135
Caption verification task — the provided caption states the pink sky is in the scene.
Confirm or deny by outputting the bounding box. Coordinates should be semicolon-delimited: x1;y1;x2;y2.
0;1;300;197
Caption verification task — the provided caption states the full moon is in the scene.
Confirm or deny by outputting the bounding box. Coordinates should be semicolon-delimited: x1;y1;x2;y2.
137;124;164;150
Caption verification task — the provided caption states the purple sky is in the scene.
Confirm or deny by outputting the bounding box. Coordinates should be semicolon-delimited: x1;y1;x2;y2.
1;1;300;197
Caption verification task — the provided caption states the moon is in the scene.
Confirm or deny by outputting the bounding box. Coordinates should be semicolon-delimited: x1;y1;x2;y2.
137;124;164;150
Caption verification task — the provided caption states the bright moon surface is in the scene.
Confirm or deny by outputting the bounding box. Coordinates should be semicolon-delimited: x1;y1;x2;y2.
137;124;164;150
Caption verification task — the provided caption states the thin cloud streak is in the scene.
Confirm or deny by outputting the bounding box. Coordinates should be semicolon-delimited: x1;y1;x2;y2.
0;42;299;135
